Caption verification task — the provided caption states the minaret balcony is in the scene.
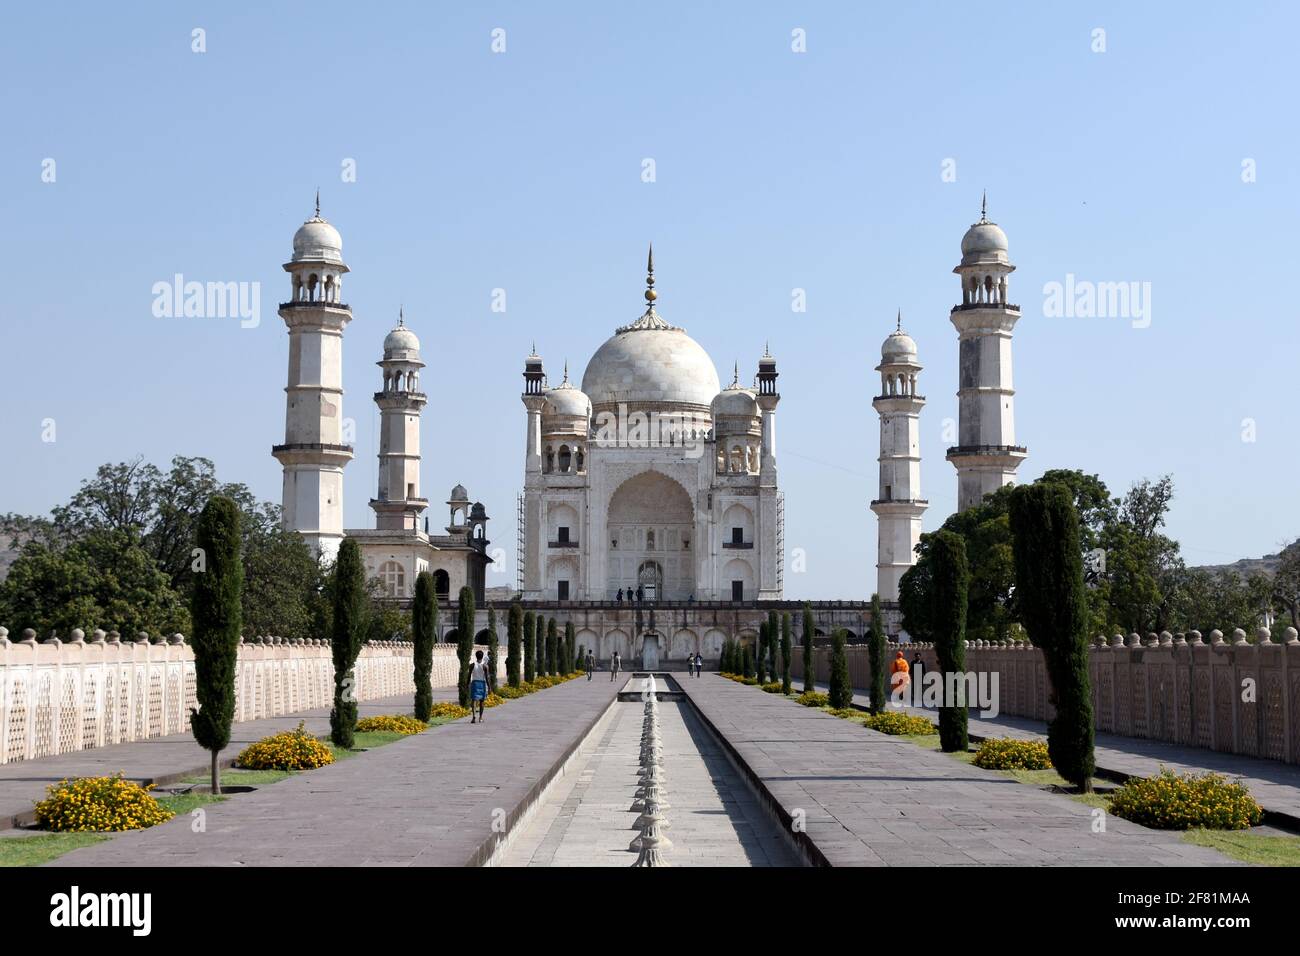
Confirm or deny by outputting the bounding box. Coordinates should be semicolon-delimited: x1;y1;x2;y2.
870;496;929;507
951;302;1019;313
279;300;351;312
945;444;1028;462
271;442;354;467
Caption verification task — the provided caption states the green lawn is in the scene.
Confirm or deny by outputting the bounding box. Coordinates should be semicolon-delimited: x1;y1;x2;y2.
1182;829;1300;866
0;832;110;867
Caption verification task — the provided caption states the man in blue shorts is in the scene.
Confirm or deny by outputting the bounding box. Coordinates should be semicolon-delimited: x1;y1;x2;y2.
470;649;490;723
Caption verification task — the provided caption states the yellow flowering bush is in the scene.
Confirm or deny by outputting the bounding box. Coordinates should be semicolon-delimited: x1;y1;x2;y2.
761;682;784;694
828;707;863;719
483;693;505;709
428;702;472;720
796;691;830;708
496;684;529;699
237;721;335;770
1109;769;1262;830
863;712;937;735
355;715;428;735
973;737;1053;770
34;773;174;832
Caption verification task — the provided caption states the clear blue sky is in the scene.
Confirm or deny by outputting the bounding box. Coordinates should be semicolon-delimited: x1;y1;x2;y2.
2;2;1296;598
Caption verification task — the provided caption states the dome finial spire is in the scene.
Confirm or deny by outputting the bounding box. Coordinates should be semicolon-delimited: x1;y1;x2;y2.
897;308;902;332
398;304;404;326
980;189;987;222
315;187;321;218
644;243;657;305
732;361;739;387
562;359;569;384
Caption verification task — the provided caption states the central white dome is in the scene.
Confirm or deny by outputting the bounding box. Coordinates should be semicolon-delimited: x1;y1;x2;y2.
581;324;720;412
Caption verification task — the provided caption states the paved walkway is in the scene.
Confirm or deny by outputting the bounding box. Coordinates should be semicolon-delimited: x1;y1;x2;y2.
682;676;1237;866
47;677;620;867
0;690;458;829
502;695;800;867
806;679;1300;823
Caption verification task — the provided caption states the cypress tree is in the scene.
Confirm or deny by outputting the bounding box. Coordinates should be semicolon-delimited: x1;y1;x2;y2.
755;621;768;683
577;643;585;672
546;617;558;675
768;610;781;686
412;571;437;721
506;602;523;687
189;495;243;795
523;610;537;684
780;612;793;695
330;538;367;748
486;606;499;692
931;530;970;753
802;602;816;693
722;639;733;674
867;593;887;714
741;643;753;680
456;586;475;708
828;628;852;709
1009;482;1096;791
534;612;546;678
565;620;576;675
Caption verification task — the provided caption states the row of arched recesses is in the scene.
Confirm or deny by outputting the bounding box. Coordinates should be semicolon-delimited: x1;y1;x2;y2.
290;270;343;304
383;368;420;392
880;371;918;397
961;271;1009;306
544;443;585;474
574;627;728;660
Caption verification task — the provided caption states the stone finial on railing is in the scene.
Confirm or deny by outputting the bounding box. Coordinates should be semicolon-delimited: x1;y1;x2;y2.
1173;632;1186;646
1189;630;1203;645
107;630;121;644
1210;629;1225;646
168;633;184;645
70;629;85;644
1232;628;1248;646
43;635;62;646
1286;627;1300;645
1159;631;1173;647
1144;632;1159;647
1127;633;1141;647
0;626;8;647
1111;634;1124;647
91;629;105;643
1256;627;1272;645
21;629;37;645
135;631;149;644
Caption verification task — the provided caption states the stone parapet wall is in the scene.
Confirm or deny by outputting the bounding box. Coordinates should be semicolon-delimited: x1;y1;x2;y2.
0;629;499;765
790;630;1300;766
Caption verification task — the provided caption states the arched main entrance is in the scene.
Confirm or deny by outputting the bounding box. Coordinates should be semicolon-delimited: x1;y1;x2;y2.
606;470;695;600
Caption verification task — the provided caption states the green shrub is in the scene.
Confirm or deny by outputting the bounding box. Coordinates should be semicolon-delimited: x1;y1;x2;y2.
739;677;758;686
863;712;937;736
760;681;783;693
796;690;829;707
972;737;1052;770
1109;769;1262;830
355;715;427;735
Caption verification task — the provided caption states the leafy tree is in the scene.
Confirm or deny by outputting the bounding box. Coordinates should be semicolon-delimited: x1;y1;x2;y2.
802;602;816;693
564;620;576;675
507;602;523;687
523;610;537;683
828;628;852;709
1009;482;1095;790
1273;541;1300;634
0;529;189;638
329;539;367;748
411;571;437;721
867;593;887;714
931;530;970;753
487;607;499;691
780;612;792;695
189;497;243;794
457;586;475;707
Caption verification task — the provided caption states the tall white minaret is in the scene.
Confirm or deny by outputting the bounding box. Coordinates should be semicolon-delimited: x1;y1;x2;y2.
370;310;428;532
871;313;927;602
272;194;353;561
946;193;1026;511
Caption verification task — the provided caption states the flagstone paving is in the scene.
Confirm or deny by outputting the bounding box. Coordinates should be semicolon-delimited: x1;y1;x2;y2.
681;676;1239;866
807;679;1300;823
45;678;620;867
502;694;801;867
0;691;455;829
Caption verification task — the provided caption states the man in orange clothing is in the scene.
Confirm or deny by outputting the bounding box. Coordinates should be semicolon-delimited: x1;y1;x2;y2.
889;650;911;705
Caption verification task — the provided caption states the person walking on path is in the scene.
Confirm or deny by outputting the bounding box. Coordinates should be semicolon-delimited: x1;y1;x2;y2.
610;650;621;681
890;649;911;705
586;649;595;680
694;652;703;678
469;649;490;723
